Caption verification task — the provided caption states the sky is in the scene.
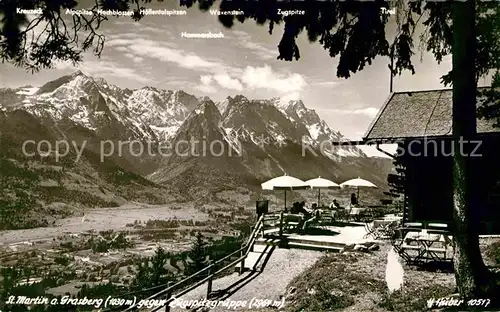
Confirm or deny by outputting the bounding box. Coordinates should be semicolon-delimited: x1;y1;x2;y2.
0;1;474;143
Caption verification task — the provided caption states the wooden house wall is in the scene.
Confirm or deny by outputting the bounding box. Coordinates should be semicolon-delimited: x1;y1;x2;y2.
401;140;453;223
400;137;500;234
474;136;500;233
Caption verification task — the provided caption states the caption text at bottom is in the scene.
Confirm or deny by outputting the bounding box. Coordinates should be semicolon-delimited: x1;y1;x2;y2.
4;295;285;310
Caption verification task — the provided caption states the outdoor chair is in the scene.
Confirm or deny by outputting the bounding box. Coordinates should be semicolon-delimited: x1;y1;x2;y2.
283;214;303;233
364;220;399;240
364;222;376;238
391;224;425;264
379;220;399;239
391;230;425;264
399;243;425;264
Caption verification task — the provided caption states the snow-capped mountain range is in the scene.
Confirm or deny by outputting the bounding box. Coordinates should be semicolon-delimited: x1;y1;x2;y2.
0;71;393;197
1;70;363;158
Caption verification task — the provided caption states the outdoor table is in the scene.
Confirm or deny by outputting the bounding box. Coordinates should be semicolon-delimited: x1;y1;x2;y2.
404;231;451;262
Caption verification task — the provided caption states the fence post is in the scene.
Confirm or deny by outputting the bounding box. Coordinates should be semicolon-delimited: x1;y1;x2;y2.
206;260;213;299
239;248;245;275
250;226;255;252
261;215;265;237
279;212;284;238
250;224;255;252
164;281;171;312
279;212;285;248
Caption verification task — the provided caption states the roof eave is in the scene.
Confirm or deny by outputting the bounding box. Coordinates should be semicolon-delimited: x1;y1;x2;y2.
362;92;395;140
363;132;500;144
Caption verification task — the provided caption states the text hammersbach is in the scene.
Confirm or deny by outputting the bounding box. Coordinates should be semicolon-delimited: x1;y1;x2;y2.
181;32;224;39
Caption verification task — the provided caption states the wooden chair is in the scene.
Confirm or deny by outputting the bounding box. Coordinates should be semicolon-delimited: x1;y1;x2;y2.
364;222;376;239
391;223;424;264
365;220;400;240
399;241;426;264
283;214;302;233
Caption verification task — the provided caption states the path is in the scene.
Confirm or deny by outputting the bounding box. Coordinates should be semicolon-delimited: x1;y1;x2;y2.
168;248;323;312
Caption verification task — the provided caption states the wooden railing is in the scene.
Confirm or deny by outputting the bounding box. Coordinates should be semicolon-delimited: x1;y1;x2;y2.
120;215;265;312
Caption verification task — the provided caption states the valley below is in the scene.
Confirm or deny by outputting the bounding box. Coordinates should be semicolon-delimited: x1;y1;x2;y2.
0;203;208;245
0;201;256;304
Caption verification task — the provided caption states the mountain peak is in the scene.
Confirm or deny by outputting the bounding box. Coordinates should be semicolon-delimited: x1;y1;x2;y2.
191;99;220;122
36;70;92;94
141;86;159;92
198;98;219;112
289;99;306;109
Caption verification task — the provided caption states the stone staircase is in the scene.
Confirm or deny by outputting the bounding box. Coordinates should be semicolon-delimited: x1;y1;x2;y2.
259;214;347;253
286;236;345;252
255;234;345;252
233;230;346;273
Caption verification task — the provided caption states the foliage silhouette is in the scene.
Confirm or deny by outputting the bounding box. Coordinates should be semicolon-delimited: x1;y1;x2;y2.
186;231;208;277
130;246;172;297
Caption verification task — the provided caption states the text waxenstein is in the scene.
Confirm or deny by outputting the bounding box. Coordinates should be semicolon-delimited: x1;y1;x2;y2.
209;9;244;15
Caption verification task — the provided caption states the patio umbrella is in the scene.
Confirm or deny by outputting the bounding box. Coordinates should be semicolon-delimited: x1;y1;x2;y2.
261;174;309;209
340;177;377;203
305;176;340;206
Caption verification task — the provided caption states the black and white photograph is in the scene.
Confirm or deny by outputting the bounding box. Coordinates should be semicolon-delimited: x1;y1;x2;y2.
1;0;500;311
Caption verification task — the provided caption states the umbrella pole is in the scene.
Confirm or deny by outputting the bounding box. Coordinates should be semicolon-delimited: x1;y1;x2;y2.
317;189;321;207
357;187;360;205
284;189;287;210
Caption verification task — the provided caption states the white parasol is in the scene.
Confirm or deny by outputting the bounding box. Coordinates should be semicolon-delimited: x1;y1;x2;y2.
305;176;340;206
340;177;377;203
261;174;309;209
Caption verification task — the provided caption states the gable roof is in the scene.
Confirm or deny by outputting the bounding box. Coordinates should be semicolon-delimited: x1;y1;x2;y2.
363;88;499;141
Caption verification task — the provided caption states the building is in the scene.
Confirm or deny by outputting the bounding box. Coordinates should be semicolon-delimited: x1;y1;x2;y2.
362;88;500;234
